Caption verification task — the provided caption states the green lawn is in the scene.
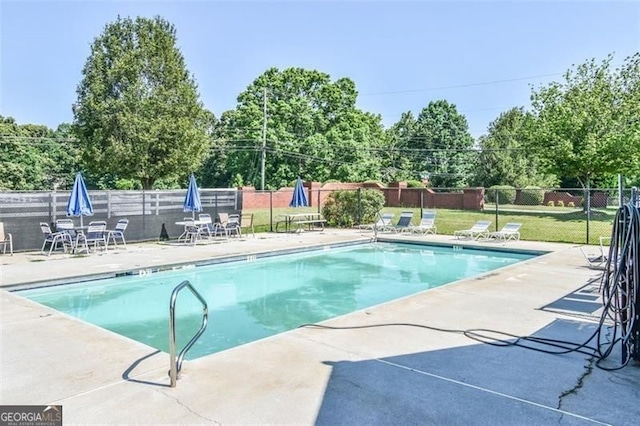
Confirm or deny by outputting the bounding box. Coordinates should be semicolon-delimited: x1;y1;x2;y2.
242;206;615;245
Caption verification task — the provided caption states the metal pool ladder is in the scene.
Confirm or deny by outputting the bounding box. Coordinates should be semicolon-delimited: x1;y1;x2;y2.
169;280;208;387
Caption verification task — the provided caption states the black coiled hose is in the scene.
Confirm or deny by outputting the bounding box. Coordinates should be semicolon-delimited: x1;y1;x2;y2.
597;199;640;368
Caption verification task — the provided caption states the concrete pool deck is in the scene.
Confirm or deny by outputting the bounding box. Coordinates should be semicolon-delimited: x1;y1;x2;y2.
1;229;640;425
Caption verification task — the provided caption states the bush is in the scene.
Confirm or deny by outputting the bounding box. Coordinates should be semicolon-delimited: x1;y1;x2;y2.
486;185;516;204
519;186;544;205
557;200;565;207
406;180;425;188
547;201;555;207
567;201;575;208
322;189;384;227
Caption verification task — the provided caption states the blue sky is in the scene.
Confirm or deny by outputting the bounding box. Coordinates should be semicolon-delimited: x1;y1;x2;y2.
1;0;638;138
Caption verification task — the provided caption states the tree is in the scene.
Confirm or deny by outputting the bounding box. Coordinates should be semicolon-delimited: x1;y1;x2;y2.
474;107;557;188
216;67;385;189
383;112;417;182
73;16;213;190
0;116;80;190
410;100;475;188
530;53;640;191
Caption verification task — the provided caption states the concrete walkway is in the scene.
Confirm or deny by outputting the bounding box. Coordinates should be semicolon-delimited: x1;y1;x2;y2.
1;230;639;425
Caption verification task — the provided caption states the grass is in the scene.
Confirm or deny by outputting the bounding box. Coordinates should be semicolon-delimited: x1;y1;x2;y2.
242;205;615;245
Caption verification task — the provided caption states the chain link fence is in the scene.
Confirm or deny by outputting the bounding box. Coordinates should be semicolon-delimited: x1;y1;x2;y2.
238;186;623;245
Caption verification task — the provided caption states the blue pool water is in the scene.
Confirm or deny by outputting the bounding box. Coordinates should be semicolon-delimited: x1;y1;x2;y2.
18;242;535;359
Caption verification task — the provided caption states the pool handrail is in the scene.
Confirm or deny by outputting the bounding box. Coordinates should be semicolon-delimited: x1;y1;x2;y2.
169;280;208;387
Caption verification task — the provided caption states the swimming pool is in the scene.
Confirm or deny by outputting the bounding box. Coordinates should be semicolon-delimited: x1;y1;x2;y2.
18;242;536;359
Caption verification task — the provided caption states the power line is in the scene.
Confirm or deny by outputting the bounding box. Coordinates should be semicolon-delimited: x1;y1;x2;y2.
359;72;562;96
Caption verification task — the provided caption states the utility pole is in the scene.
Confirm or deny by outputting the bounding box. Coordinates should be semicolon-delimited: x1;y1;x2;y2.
261;88;267;191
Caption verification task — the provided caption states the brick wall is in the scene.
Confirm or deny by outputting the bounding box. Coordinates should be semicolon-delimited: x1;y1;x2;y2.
239;183;485;210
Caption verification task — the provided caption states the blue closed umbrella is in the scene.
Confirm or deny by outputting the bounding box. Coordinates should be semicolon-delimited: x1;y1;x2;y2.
183;174;203;219
289;177;308;208
67;172;94;227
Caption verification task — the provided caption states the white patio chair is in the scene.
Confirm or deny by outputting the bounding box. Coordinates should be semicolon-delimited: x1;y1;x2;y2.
40;222;72;256
226;214;241;238
0;222;13;255
75;222;108;254
107;218;129;249
240;213;255;238
177;218;202;245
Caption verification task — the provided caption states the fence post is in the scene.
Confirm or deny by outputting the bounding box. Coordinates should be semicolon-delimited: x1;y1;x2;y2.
586;187;591;244
495;188;499;232
420;190;424;219
269;190;273;232
50;190;56;224
107;190;112;219
357;188;362;226
143;190;148;239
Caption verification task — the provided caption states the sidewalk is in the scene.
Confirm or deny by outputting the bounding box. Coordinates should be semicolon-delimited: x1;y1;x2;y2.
2;230;639;425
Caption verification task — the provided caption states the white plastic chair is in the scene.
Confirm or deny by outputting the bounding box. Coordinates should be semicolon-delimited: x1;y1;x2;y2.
107;219;129;249
75;222;107;253
0;222;13;255
40;222;72;256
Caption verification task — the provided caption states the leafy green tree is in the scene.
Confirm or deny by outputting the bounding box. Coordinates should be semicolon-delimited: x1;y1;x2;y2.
474;107;557;188
0;117;80;190
217;67;385;188
72;15;213;190
530;53;640;191
410;100;475;188
383;112;417;182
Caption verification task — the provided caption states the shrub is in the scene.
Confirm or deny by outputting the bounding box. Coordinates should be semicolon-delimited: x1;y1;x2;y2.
557;200;565;207
547;201;555;207
322;189;384;227
486;185;516;204
519;186;544;205
567;201;575;208
406;180;425;188
115;178;140;190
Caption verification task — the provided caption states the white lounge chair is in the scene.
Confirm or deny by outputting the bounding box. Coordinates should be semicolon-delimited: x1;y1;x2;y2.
393;211;414;234
454;220;491;240
488;222;521;241
410;211;437;235
360;212;394;233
